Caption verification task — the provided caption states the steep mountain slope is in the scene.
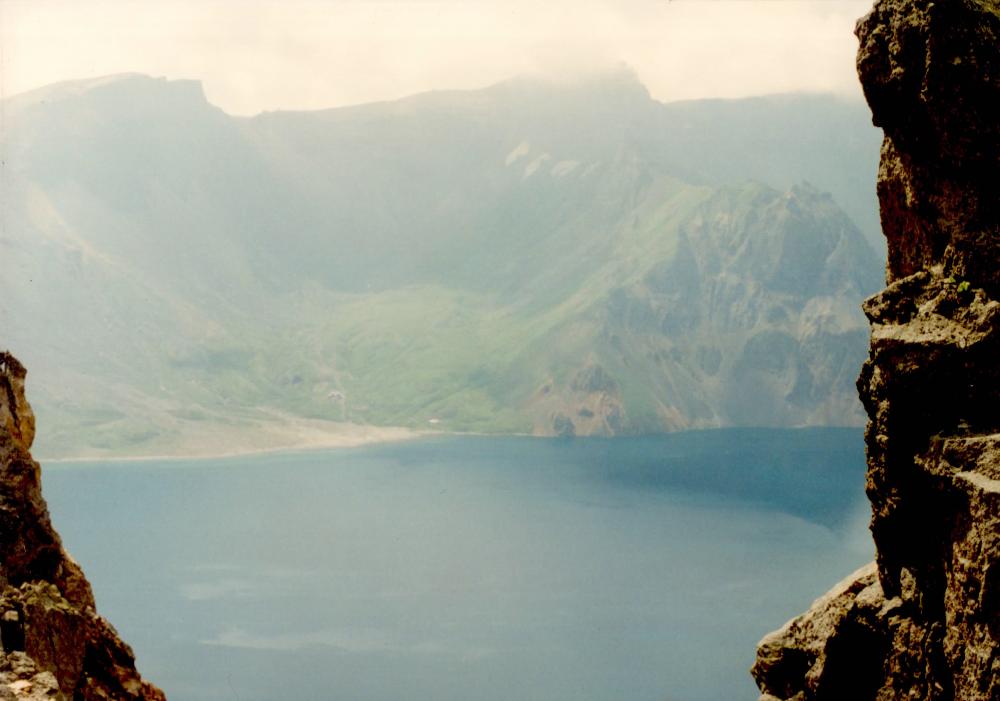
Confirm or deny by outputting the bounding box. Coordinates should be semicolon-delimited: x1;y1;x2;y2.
652;93;883;244
0;71;883;456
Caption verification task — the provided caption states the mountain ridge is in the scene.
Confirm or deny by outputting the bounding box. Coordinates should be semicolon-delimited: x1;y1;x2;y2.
4;67;850;119
2;70;884;457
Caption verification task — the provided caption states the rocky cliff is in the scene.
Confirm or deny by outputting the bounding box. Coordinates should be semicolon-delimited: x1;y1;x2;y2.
0;352;164;700
752;0;1000;699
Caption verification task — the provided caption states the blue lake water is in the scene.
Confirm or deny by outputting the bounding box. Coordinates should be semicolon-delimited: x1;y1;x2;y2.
42;429;873;701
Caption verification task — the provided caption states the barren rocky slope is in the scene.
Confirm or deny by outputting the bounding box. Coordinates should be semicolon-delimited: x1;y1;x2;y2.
752;0;1000;699
0;352;163;700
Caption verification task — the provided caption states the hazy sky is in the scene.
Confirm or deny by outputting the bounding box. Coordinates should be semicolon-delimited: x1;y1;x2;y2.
1;0;873;115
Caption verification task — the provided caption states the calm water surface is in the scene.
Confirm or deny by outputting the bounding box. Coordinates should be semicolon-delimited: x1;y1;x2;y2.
44;429;872;701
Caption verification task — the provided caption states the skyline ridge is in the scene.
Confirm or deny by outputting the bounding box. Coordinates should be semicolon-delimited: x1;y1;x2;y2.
3;66;869;120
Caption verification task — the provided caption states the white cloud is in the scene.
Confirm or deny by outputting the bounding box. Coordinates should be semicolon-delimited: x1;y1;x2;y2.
0;0;873;115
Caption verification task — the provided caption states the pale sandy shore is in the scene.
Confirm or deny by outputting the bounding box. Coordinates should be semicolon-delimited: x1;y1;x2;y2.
39;414;429;464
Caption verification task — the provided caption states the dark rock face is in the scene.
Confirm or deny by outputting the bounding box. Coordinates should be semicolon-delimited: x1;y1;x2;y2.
858;0;1000;293
752;1;1000;699
0;352;164;700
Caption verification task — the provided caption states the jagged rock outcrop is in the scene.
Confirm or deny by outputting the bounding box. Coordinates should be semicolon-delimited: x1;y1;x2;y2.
0;352;164;700
752;1;1000;699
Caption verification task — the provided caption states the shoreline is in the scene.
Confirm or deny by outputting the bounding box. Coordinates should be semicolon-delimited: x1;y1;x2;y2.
36;424;864;465
40;435;426;464
38;423;432;465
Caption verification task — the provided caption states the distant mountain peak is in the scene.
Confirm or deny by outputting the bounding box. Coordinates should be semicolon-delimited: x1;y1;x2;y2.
487;64;651;103
3;73;210;115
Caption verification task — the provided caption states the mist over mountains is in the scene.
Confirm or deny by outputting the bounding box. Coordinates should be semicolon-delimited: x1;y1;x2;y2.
0;69;884;456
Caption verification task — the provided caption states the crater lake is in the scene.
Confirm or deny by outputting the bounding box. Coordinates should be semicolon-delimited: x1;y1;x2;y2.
43;428;872;701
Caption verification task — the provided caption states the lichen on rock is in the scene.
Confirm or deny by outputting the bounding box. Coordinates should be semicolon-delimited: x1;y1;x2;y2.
0;351;164;700
752;1;1000;699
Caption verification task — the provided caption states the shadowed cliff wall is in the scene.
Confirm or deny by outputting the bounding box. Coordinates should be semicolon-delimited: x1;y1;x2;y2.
0;351;164;700
752;1;1000;699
